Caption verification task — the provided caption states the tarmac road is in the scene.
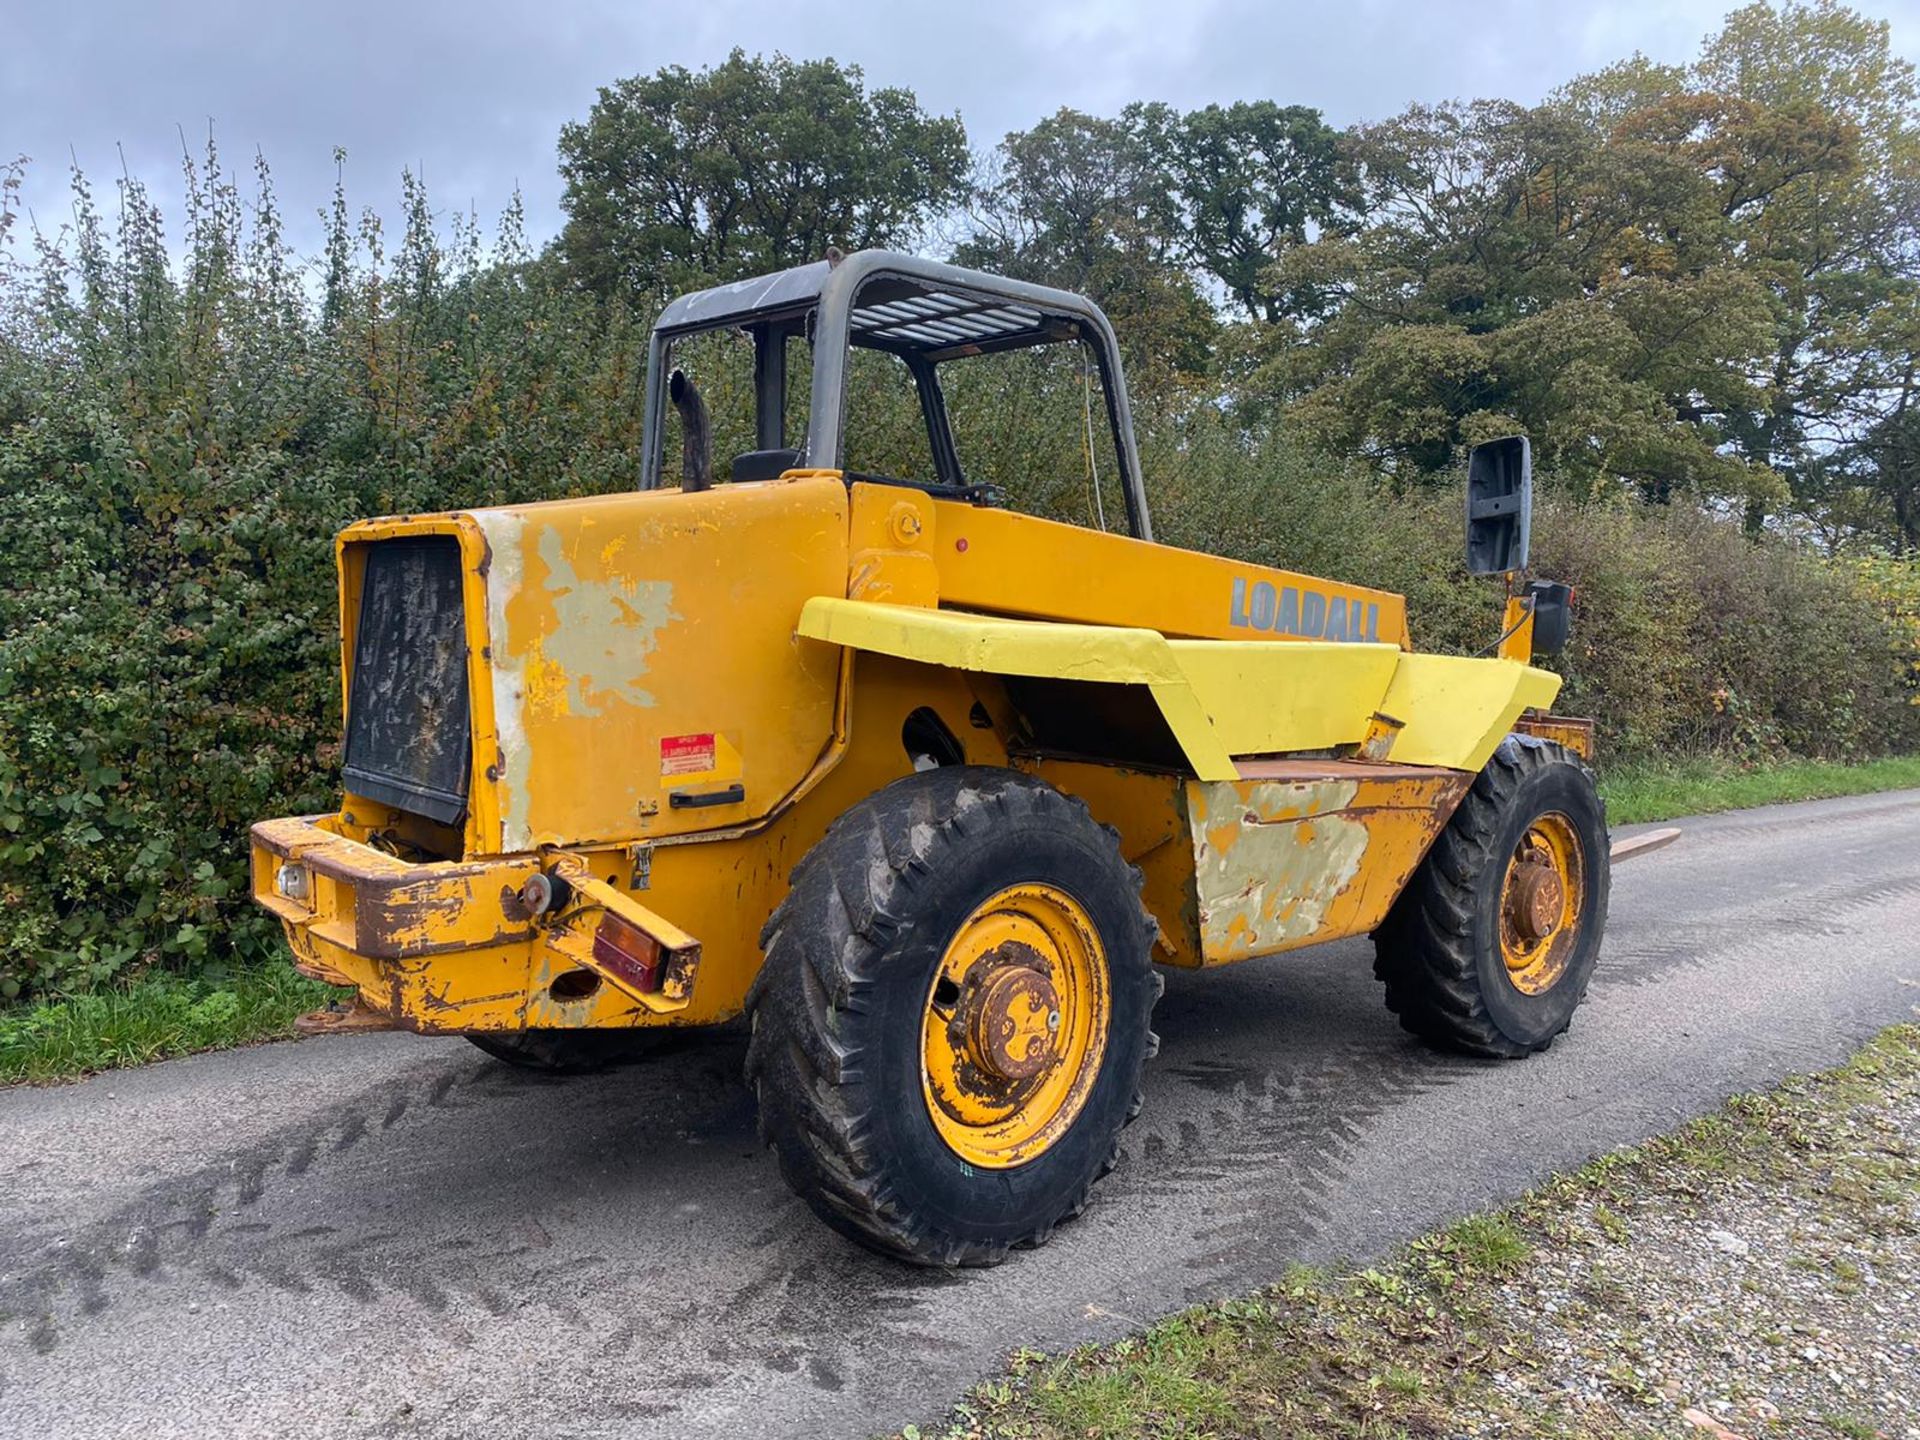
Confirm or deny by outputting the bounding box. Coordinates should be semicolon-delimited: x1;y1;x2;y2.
4;789;1920;1439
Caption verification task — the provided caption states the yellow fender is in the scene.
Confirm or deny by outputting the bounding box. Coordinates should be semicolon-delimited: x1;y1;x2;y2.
796;597;1561;777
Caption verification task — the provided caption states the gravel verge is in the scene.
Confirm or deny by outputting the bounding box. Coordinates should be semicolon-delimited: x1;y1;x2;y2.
909;1024;1920;1439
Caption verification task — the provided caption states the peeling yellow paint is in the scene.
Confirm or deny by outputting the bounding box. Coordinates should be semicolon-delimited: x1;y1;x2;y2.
469;480;847;852
1193;779;1371;954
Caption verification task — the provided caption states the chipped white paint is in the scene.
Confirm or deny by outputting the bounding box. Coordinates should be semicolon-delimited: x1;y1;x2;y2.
470;508;537;852
1190;778;1371;958
533;527;679;716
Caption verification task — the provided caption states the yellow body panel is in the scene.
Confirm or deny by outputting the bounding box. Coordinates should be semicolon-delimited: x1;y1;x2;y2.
258;476;1580;1035
1379;653;1562;773
796;594;1240;780
930;500;1412;646
340;479;850;855
848;483;941;606
1164;641;1402;755
1185;762;1471;964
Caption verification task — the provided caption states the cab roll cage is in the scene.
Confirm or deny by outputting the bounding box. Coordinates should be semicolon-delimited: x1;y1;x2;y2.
637;249;1154;541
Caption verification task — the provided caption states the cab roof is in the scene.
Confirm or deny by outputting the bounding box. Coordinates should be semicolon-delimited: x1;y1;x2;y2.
652;250;1096;362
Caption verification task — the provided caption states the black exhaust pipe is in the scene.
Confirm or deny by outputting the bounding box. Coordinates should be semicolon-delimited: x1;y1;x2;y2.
669;368;713;493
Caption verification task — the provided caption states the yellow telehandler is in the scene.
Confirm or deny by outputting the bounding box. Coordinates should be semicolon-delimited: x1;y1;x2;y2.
252;250;1633;1265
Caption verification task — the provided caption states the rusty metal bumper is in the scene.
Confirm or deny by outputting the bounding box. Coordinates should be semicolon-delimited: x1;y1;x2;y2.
250;815;700;1034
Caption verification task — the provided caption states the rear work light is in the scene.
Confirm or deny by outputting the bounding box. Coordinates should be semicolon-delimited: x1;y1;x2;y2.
592;911;665;992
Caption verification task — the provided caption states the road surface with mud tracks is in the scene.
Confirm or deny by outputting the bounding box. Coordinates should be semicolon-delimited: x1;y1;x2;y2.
4;790;1919;1438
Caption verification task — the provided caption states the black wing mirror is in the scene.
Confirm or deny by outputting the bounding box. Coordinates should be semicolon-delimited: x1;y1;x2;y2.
1465;436;1532;576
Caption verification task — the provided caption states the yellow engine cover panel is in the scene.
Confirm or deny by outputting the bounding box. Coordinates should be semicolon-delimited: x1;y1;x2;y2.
466;478;848;850
930;500;1412;647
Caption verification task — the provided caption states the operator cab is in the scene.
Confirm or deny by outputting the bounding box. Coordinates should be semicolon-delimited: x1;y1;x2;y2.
639;250;1153;540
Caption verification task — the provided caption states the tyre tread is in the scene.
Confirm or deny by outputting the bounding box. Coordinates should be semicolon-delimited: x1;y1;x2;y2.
744;766;1158;1266
1373;735;1603;1059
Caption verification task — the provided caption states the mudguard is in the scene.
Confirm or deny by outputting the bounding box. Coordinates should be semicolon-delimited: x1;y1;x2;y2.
796;596;1560;777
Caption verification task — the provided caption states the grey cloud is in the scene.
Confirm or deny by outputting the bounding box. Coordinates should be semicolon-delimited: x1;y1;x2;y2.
7;0;1920;256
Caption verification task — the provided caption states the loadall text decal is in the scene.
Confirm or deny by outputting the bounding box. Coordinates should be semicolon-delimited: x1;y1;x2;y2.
1230;578;1381;642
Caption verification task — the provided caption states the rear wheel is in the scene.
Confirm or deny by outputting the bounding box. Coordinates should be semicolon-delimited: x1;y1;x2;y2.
1373;735;1609;1058
466;1030;657;1074
745;767;1160;1266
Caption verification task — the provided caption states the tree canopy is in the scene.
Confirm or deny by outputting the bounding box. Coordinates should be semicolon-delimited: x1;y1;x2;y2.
1249;2;1920;540
557;50;970;298
197;4;1920;553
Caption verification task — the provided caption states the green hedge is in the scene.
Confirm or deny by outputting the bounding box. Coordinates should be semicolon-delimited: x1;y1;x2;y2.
1153;436;1919;762
1;156;1915;1004
0;157;648;999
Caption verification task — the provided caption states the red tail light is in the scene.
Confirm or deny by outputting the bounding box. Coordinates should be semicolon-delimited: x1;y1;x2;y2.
592;911;664;992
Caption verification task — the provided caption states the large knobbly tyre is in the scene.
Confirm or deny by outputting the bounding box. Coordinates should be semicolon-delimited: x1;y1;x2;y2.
1373;735;1610;1059
466;1030;658;1074
745;766;1161;1266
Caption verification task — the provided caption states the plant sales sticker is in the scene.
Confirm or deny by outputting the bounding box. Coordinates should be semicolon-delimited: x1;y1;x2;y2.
660;733;717;777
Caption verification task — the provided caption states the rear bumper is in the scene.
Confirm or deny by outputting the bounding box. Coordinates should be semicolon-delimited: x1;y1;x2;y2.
251;816;700;1033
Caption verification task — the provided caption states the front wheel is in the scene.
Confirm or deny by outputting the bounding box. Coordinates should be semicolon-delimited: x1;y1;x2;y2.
745;767;1161;1266
1373;735;1610;1058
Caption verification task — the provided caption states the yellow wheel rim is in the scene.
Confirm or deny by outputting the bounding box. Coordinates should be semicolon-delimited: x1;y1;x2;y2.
1499;811;1586;995
920;883;1111;1170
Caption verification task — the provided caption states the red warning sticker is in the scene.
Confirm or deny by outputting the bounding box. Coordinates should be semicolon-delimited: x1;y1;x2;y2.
660;733;717;777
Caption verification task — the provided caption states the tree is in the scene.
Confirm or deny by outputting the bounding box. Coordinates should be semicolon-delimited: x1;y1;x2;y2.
557;51;969;299
1162;100;1359;322
958;107;1217;385
1265;95;1780;499
1689;1;1920;534
958;101;1356;378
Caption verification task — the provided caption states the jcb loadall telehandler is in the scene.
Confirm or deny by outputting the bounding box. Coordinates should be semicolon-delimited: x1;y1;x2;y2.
254;250;1632;1266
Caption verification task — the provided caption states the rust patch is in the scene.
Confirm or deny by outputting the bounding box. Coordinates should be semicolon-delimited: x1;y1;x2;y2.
1514;711;1596;759
971;964;1058;1081
1358;711;1406;762
499;881;534;924
355;869;538;959
253;815;540;960
660;943;701;1003
293;1002;395;1036
932;939;1063;1113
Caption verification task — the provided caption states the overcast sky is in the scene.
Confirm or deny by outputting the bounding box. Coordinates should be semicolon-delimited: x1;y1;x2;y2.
10;0;1920;259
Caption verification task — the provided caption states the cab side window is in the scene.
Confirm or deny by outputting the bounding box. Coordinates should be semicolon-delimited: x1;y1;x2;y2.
841;349;936;483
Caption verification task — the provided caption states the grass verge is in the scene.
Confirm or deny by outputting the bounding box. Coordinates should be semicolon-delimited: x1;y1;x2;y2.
1597;753;1920;825
907;1025;1920;1439
0;966;348;1085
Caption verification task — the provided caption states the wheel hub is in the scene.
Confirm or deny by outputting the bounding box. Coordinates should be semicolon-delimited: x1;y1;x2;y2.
1498;813;1587;995
1505;861;1565;944
964;955;1062;1082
